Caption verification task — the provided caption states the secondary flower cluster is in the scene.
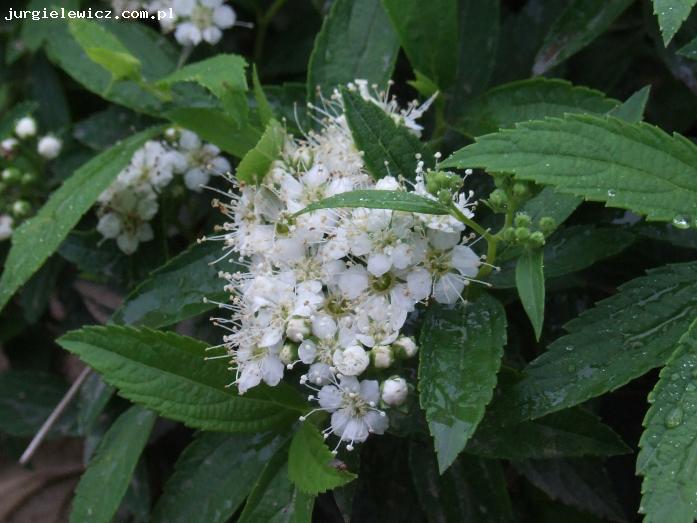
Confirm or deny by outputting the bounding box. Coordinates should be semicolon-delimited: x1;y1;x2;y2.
97;128;229;254
112;0;239;47
207;81;481;451
0;115;63;241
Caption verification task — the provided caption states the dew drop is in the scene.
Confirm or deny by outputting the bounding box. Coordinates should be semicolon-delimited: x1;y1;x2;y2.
665;406;684;428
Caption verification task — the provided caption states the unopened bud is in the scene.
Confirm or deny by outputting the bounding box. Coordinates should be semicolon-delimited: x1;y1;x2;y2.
393;336;418;359
514;227;531;241
286;318;311;342
529;231;545;247
539;216;556;234
2;168;21;183
11;200;31;218
512;182;530;198
370;345;394;368
279;343;298;365
381;376;408;406
513;212;531;228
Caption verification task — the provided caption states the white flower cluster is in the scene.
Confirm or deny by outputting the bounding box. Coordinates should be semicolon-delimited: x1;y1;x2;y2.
151;0;237;46
97;128;229;254
207;81;481;451
0;116;63;241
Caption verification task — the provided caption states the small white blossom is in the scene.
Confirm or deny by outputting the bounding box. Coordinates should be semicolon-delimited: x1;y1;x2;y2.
0;214;14;241
37;135;62;159
381;376;408;406
15;116;37;139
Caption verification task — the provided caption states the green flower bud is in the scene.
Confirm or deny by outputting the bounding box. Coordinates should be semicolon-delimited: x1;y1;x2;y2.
12;200;31;217
488;189;508;209
539;216;556;234
437;189;452;204
512;182;530;198
501;227;516;242
514;227;530;241
20;172;36;186
2;167;21;183
513;212;531;228
529;231;545;247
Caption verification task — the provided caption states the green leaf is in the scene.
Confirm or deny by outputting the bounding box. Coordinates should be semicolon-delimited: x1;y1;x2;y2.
493;226;635;288
252;64;274;128
288;423;356;494
419;293;507;472
77;372;114;434
516;248;546;340
608;85;652;123
0;370;78;437
381;0;458;89
238;446;314;523
70;406;156;523
157;54;248;119
73;106;157;151
638;319;697;523
112;241;237;328
678;35;697;60
409;441;513;522
57;326;303;431
442;114;697;224
447;0;500;114
533;0;634;74
469;407;630;460
69;19;142;80
236;119;285;184
341;87;429;180
458;78;620;137
515;458;626;522
0;126;162;313
653;0;697;45
489;261;697;424
84;48;142;81
152;432;287;523
296;189;449;217
307;0;399;97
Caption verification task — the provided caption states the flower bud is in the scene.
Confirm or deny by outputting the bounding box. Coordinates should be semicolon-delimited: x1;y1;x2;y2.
15;116;36;139
37;135;62;159
488;189;508;210
370;345;394;368
381;376;408;406
538;216;556;234
512;182;530;198
514;227;530;241
513;212;531;228
392;336;418;359
529;231;545;247
0;214;14;241
298;339;318;364
286;318;311;342
2;167;21;183
334;345;369;376
20;172;36;186
1;138;18;155
11;200;31;218
502;227;516;242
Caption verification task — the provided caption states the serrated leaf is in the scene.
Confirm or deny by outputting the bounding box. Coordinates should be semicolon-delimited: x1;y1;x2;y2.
533;0;633;74
516;249;546;340
469;407;630;460
608;86;651;123
157;54;248;119
57;326;303;431
419;293;507;472
678;35;697;60
70;406;156;523
0;126;162;313
458;78;619;137
236;119;285;185
288;423;356;494
489;261;697;424
0;370;79;437
442;114;697;224
296;189;450;217
409;441;513;522
381;0;458;89
112;241;237;328
638;319;697;523
252;64;273;128
341;88;428;180
653;0;697;45
515;458;626;522
152;432;287;523
238;446;314;523
307;0;398;98
493;226;635;288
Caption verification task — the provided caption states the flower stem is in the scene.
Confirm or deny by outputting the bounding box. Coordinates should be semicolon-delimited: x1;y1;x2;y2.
254;0;287;64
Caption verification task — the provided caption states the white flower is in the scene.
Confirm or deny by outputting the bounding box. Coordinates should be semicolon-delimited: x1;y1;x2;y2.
381;376;408;406
96;213;122;239
37;135;62;159
1;138;18;154
15;116;36;138
333;345;369;376
0;214;14;240
315;375;388;449
234;343;285;394
169;0;237;46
